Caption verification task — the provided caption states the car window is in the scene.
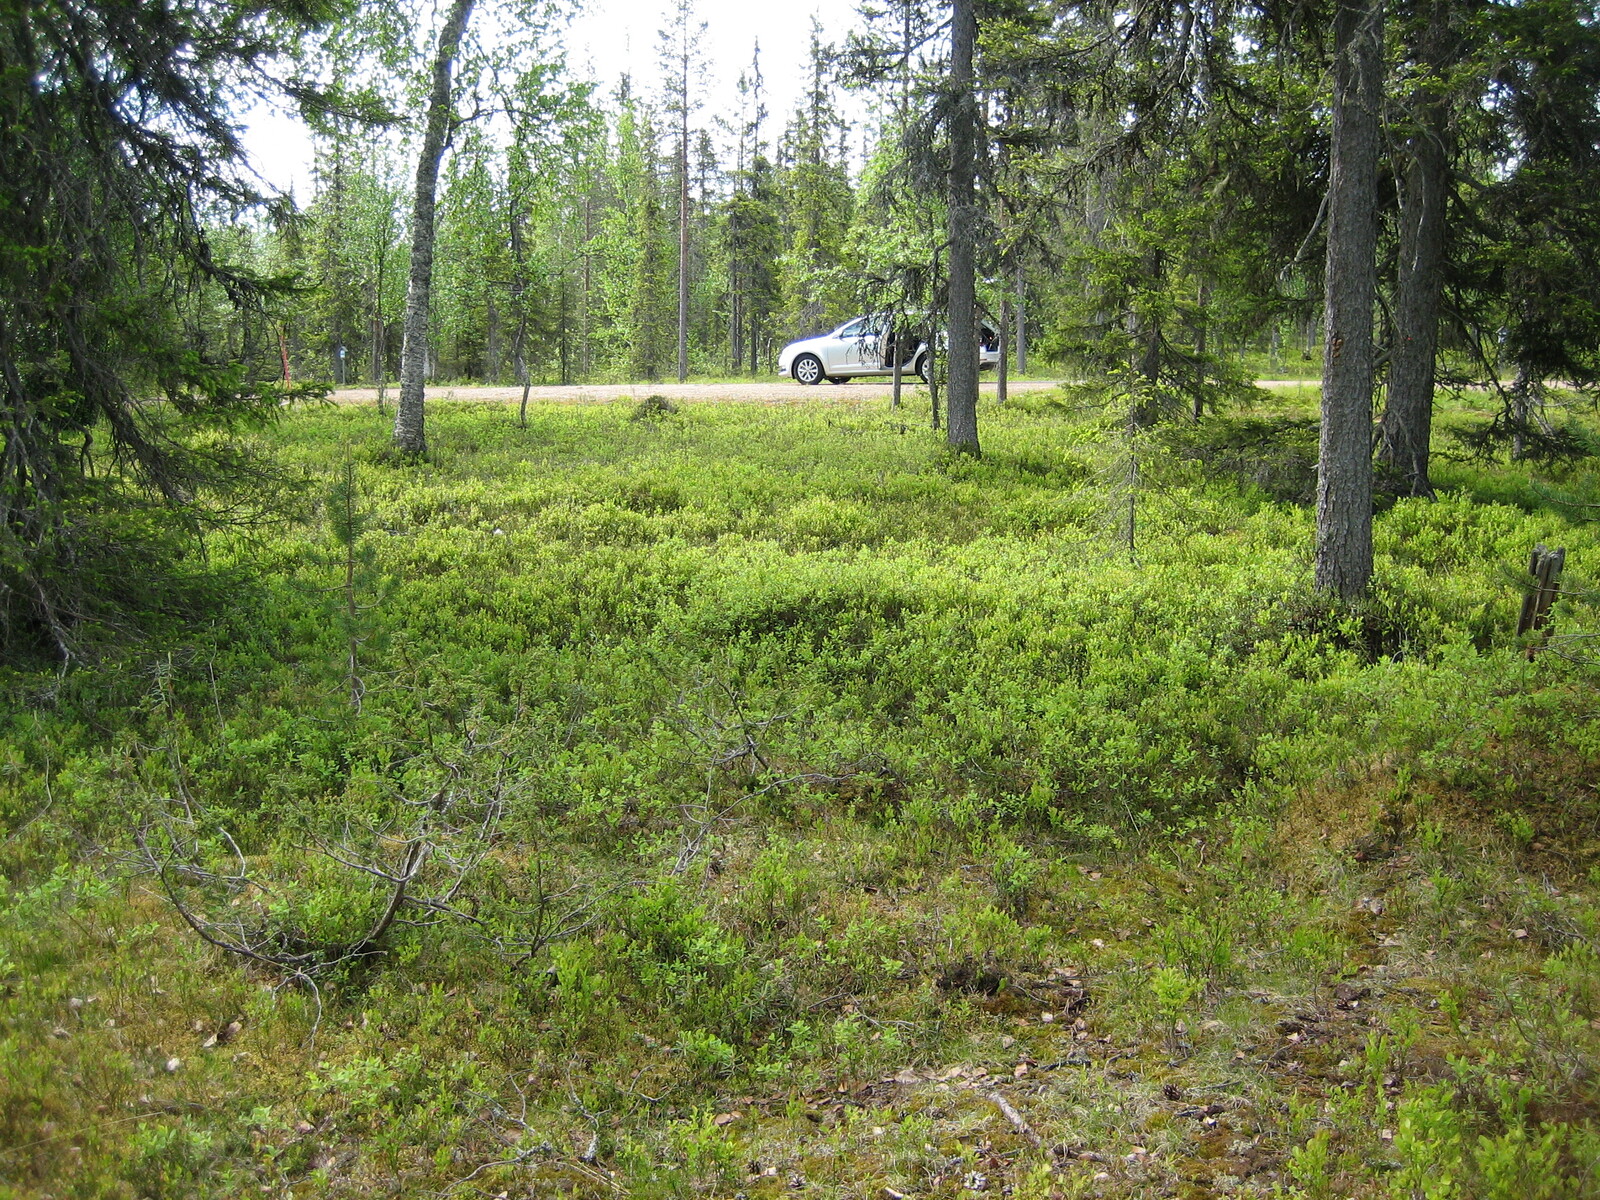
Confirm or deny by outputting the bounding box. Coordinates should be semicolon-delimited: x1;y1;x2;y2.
835;319;866;339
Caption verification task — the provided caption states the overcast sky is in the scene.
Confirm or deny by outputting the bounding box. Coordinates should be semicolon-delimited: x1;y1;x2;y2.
243;0;872;198
570;0;866;117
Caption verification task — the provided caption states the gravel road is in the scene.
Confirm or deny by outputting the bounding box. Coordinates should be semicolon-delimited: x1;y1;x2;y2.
325;378;1069;407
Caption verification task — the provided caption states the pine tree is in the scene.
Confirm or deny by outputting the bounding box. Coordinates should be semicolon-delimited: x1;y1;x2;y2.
722;44;782;374
659;0;707;382
778;22;855;339
945;0;980;454
1378;0;1458;495
597;90;674;382
1314;0;1383;598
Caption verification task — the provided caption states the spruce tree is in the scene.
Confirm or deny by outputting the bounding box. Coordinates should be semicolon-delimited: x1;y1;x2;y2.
0;0;341;653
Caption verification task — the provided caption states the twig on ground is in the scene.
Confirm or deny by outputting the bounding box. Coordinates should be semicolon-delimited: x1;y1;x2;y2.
985;1090;1043;1149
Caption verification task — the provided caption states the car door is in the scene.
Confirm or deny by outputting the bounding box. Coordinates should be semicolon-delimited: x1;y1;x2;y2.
824;318;870;373
841;316;890;375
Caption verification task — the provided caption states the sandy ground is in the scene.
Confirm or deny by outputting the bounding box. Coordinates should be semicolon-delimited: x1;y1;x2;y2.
325;378;1071;407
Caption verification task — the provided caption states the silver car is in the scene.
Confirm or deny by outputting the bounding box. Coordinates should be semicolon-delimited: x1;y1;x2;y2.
776;314;998;385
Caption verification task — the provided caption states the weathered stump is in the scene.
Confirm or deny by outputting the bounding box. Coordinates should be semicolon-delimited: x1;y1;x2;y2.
1515;544;1565;658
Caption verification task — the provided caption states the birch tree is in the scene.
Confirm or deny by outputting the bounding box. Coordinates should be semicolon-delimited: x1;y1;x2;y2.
392;0;476;456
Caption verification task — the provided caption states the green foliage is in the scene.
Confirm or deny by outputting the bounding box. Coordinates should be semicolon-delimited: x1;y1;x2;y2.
987;834;1041;917
1148;966;1202;1023
1391;1075;1600;1200
1156;415;1320;506
1;392;1598;1196
0;0;338;655
1157;912;1237;981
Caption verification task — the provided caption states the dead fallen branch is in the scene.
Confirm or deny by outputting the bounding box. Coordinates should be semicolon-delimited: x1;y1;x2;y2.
985;1090;1043;1149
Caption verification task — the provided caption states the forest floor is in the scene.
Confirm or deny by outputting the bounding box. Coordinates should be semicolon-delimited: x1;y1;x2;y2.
1;387;1598;1199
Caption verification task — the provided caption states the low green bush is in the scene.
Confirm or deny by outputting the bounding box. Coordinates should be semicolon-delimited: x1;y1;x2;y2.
1;392;1597;1197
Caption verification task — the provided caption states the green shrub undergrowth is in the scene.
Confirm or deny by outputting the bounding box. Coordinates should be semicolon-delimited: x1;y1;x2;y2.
1;392;1597;1198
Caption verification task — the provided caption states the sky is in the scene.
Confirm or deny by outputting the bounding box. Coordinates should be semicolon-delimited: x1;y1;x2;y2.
243;0;873;198
568;0;867;120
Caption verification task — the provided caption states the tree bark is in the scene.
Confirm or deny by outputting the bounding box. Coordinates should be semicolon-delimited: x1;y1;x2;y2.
486;294;500;383
1192;279;1211;421
1315;0;1383;599
945;0;981;456
1130;248;1164;428
1014;261;1027;375
1379;0;1449;497
371;211;390;403
676;117;689;382
1509;361;1552;459
997;296;1009;406
392;0;475;457
370;316;385;410
582;188;594;381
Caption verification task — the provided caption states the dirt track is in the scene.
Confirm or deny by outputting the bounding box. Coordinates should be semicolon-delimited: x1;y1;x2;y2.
325;378;1069;407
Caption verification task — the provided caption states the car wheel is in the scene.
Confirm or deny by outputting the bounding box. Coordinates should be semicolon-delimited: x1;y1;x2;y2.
915;354;931;383
792;354;823;385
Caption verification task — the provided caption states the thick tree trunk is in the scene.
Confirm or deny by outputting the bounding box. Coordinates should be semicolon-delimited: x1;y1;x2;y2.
945;0;980;456
1315;0;1383;598
392;0;475;457
1379;0;1449;497
1509;361;1554;459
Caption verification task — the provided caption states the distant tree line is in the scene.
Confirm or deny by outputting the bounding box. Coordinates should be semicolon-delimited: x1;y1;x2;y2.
244;18;859;392
7;0;1600;651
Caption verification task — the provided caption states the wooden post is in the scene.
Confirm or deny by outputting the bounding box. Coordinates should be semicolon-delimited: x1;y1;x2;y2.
1515;543;1565;658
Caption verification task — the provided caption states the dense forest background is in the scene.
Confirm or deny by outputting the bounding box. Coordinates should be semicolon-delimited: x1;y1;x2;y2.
237;18;900;390
228;0;1600;422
